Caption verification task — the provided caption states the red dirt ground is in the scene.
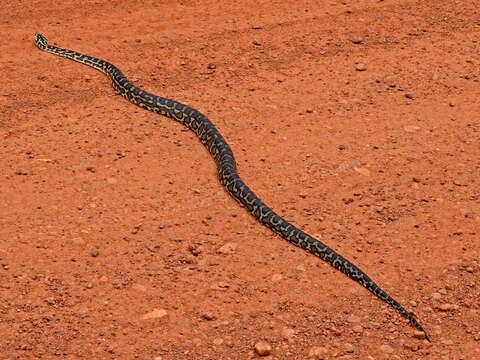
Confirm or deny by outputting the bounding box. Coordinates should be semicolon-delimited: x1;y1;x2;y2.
1;1;479;359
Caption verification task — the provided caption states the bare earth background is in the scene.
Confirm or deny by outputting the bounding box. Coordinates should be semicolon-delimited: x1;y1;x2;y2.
1;1;479;359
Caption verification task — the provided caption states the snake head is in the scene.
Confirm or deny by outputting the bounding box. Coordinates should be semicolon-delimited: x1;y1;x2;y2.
34;33;48;49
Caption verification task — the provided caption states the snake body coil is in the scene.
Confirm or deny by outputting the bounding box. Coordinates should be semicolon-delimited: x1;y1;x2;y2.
34;33;429;341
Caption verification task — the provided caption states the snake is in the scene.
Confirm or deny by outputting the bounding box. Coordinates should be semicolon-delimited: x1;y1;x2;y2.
34;33;429;341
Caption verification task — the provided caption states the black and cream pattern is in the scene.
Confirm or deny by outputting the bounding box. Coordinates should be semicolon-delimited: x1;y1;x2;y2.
34;33;429;341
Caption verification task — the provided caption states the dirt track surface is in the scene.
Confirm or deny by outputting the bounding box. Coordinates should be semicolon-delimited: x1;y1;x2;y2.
1;1;479;359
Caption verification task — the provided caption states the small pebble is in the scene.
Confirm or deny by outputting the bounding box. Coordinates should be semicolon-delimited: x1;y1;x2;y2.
449;100;455;107
332;222;342;231
379;344;394;354
344;343;355;353
330;326;342;336
308;346;328;359
403;125;420;132
132;283;146;292
15;169;28;175
90;249;99;257
216;242;238;254
352;325;363;333
213;338;223;345
142;309;168;320
141;308;168;320
353;167;371;176
281;327;295;339
413;330;426;339
254;341;272;356
432;292;441;300
72;237;85;245
347;314;361;323
437;303;458;311
202;312;215;321
356;63;367;71
296;264;306;272
271;273;283;282
405;92;414;99
350;36;364;44
210;282;230;291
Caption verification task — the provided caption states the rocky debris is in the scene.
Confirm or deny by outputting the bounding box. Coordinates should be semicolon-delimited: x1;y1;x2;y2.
188;243;202;256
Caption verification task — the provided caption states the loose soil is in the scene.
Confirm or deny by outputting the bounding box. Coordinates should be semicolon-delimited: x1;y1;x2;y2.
1;1;479;359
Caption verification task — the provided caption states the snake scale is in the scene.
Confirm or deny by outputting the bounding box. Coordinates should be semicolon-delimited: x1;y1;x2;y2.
34;33;429;341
